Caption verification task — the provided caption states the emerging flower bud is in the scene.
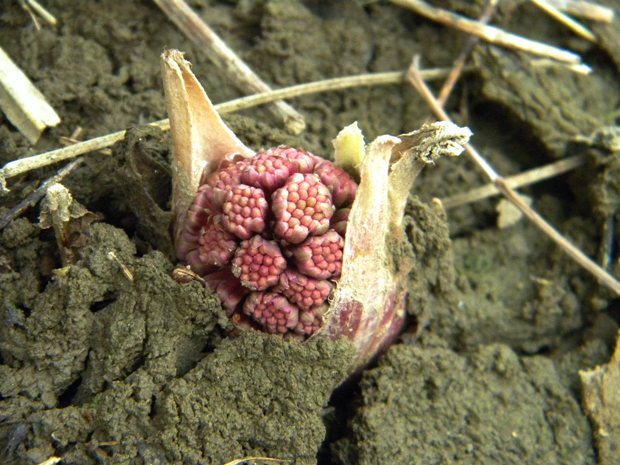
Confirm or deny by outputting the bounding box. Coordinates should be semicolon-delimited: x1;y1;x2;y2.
177;146;352;336
162;49;471;371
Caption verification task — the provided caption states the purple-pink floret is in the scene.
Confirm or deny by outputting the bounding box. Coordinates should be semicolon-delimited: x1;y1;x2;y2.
241;146;316;193
272;173;335;244
243;292;299;334
314;161;357;208
177;146;357;337
276;270;332;311
179;212;237;276
205;268;249;316
232;235;287;291
200;159;245;212
295;307;325;336
292;230;344;280
202;158;244;190
330;208;350;237
222;184;268;239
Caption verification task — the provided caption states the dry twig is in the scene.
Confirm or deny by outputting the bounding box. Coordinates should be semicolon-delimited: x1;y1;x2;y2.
153;0;305;134
0;67;454;193
408;57;620;296
390;0;585;66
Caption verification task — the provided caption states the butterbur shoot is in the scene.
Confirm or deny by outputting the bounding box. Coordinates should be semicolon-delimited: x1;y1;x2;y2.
162;49;470;371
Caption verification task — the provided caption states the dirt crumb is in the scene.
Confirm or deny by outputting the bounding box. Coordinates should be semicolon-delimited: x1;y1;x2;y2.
333;342;595;465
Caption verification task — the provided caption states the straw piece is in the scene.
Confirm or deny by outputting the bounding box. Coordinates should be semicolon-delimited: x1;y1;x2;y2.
222;457;290;465
19;0;57;29
530;0;596;42
26;0;57;25
441;155;586;209
35;457;62;465
435;0;498;108
390;0;583;65
0;67;454;193
407;58;620;296
545;0;614;23
153;0;305;134
0;46;61;144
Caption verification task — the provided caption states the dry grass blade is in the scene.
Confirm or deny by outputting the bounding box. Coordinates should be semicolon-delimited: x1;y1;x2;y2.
407;59;620;296
441;155;586;209
390;0;583;65
0;67;454;193
153;0;305;134
530;0;596;42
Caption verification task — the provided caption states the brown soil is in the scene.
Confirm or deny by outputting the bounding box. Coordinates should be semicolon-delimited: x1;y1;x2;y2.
2;1;620;464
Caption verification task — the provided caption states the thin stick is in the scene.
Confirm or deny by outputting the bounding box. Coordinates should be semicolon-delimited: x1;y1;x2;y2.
0;159;82;231
407;59;620;296
222;457;290;465
20;1;42;29
22;0;57;26
0;46;61;144
153;0;305;134
107;251;134;282
544;0;614;23
436;0;498;107
530;0;596;42
35;457;62;465
389;0;583;65
441;154;586;209
215;69;453;113
0;67;454;192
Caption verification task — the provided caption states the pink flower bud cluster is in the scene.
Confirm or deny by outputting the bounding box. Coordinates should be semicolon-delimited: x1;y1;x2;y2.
177;146;357;337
